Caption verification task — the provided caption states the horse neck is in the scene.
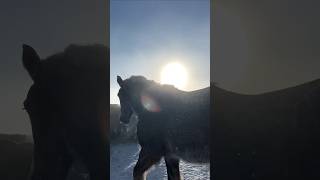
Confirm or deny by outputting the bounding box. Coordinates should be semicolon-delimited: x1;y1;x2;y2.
128;92;145;115
128;86;159;115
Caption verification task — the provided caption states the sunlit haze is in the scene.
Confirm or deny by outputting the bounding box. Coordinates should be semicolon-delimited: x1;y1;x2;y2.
160;62;188;90
110;0;210;104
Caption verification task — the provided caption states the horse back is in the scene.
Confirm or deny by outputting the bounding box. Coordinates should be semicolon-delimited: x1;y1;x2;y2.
212;79;320;178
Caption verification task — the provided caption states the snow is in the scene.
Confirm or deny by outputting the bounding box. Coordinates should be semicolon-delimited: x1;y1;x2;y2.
110;143;210;180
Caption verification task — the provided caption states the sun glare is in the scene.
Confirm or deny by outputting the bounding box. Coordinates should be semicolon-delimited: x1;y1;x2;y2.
160;62;188;90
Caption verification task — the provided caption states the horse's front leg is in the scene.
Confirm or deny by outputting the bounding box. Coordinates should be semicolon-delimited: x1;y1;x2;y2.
134;147;162;180
165;156;182;180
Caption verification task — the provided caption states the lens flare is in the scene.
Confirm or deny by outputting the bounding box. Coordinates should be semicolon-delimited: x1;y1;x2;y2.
141;94;161;112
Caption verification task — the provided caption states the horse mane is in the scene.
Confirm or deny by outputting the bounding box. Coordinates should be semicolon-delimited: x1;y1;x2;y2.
43;44;109;69
125;75;183;94
124;75;192;108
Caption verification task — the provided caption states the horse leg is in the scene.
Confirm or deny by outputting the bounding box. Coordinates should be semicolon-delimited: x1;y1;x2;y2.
133;148;162;180
164;156;182;180
67;132;107;180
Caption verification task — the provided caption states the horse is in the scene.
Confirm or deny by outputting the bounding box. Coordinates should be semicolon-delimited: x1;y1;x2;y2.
212;79;320;179
22;44;109;180
117;75;210;180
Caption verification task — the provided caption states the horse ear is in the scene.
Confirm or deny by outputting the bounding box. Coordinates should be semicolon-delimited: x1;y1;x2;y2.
117;75;124;87
22;44;40;81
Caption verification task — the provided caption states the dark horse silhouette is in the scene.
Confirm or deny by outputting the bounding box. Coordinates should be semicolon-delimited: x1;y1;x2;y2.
212;80;320;179
117;75;209;180
22;44;109;180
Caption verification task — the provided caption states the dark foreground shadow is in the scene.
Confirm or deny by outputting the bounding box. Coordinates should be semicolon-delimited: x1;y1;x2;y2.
0;134;96;180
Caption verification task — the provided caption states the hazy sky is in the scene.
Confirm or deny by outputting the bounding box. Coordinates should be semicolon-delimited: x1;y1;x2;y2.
110;0;210;104
213;0;320;93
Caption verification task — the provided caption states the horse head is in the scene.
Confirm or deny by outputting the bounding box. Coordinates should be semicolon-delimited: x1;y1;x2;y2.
23;44;109;180
117;76;134;124
117;75;163;124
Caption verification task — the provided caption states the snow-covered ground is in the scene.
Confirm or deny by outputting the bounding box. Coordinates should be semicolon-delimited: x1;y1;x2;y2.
110;143;210;180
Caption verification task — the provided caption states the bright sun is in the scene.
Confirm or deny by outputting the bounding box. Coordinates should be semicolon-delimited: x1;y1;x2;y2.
160;62;188;89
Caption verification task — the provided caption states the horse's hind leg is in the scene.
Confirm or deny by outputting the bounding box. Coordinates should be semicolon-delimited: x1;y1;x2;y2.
164;156;182;180
134;148;162;180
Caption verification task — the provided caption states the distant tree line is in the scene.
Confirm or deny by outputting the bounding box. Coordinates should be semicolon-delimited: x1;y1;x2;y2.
110;104;138;143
